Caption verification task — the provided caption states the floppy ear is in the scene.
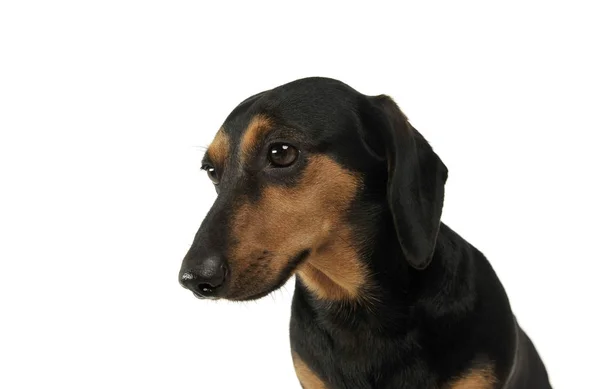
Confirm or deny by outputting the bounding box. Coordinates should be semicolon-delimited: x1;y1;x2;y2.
366;95;448;269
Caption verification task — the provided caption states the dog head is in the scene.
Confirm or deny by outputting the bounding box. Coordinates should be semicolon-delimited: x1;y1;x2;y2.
179;77;447;302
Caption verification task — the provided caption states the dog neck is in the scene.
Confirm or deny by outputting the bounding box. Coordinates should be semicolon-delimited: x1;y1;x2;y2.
292;222;477;335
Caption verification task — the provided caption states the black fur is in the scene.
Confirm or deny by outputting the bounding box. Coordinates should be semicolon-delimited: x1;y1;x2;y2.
180;77;551;388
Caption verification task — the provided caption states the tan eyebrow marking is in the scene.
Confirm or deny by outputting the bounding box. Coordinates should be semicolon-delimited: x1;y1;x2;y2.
240;115;273;163
206;128;230;166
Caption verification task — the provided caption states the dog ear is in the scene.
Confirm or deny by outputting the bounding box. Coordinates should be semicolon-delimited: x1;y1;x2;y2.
365;95;448;269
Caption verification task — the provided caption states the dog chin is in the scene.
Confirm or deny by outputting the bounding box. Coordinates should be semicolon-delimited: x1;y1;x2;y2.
225;286;281;302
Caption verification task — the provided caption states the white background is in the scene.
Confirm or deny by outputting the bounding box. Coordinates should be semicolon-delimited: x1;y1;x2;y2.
1;1;599;388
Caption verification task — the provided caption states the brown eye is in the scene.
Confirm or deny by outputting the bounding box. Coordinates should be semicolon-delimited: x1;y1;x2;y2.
202;165;219;184
268;143;299;167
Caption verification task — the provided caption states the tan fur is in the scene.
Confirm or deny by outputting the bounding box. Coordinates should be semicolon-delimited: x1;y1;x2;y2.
240;114;272;162
445;365;497;389
228;154;368;301
206;128;229;165
296;226;366;301
292;352;328;389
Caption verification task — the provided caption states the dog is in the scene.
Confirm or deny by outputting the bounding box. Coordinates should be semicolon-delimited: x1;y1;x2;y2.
178;77;551;388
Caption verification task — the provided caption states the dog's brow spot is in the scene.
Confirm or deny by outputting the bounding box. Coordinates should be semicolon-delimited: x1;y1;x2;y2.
206;128;229;166
240;114;272;162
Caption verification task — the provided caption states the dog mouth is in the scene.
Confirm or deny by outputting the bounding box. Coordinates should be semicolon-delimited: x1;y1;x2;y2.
193;291;220;300
218;249;312;302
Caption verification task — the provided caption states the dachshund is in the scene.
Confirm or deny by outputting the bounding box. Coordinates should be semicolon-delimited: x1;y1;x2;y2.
179;77;551;389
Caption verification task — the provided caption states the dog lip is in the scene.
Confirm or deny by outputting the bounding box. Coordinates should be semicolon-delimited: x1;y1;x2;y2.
225;249;313;302
192;291;220;300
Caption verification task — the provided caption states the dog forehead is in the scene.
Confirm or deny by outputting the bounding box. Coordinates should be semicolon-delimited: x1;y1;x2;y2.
221;79;365;147
268;78;363;127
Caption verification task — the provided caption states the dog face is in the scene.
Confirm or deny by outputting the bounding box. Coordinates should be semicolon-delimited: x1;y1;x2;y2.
179;77;447;302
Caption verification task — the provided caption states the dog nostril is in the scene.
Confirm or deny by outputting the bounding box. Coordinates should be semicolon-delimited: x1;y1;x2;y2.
197;283;216;293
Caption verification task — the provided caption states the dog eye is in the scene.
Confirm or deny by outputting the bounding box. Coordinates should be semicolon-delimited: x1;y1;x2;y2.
268;143;299;167
201;164;220;184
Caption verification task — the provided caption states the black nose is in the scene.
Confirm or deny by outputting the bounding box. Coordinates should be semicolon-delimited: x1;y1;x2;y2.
179;256;229;298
